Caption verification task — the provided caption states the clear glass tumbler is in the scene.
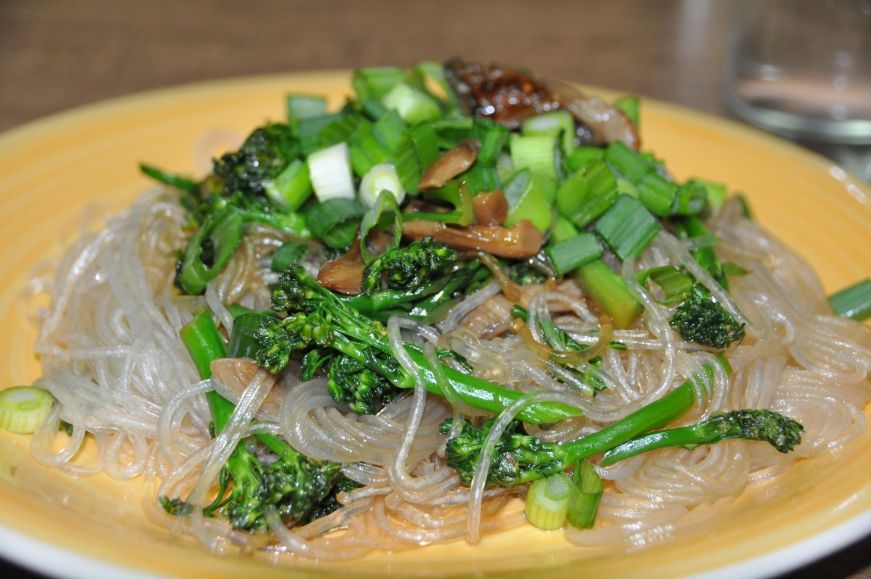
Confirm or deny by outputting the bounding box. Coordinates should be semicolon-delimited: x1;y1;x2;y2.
724;0;871;145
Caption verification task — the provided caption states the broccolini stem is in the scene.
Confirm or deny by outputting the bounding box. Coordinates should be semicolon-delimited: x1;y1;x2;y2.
560;381;695;462
405;346;582;424
599;409;804;466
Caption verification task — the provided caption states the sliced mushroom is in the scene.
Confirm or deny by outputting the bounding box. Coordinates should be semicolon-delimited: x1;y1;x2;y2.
210;358;282;421
418;140;479;191
548;80;639;150
402;219;542;258
317;237;365;294
472;190;509;226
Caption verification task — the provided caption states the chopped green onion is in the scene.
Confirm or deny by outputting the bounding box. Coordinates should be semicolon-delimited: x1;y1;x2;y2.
594;195;660;260
688;178;727;212
263;159;313;211
604;141;653;182
521;110;575;156
382;83;441;125
566;460;604;530
471;119;510;165
496;152;515;184
525;472;573;531
348;122;391;178
617;177;638;198
373;111;407;152
308;142;355;202
412;61;462;110
139;163;199;195
545;233;603;276
0;386;55;434
503;169;556;233
270;241;308;273
640;266;694;305
226;303;252;319
548;216;579;245
357;98;388;120
676;216;725;288
574;259;642;328
613;95;640;128
829;278;871;321
305;198;365;249
285;94;327;125
673;182;708;216
298;113;342;156
637;172;677;217
176;208;244;295
510;134;558;183
359;163;405;208
408;123;440;172
556;159;619;229
462;164;501;195
406;180;475;226
393;134;422;193
353;67;406;101
565;146;605;173
360;190;402;263
180;309;227;380
228;311;266;359
318;113;367;149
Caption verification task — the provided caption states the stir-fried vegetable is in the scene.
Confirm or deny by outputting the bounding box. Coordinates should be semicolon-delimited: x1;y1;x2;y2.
131;58;850;539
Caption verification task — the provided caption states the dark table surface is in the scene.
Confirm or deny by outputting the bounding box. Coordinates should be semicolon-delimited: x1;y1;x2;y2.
0;1;868;577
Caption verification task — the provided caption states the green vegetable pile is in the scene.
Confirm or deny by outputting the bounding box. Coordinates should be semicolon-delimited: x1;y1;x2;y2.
132;59;871;538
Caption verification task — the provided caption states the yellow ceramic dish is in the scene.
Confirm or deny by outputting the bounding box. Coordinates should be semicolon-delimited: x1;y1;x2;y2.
0;72;869;579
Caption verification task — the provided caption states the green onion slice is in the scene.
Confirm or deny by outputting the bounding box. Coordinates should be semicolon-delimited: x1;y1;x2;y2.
639;266;694;305
270;242;308;273
359;163;406;208
306;198;365;249
510;133;558;183
308;142;356;202
545;233;603;276
405;180;475;226
525;472;573;530
829;278;871;321
594;195;660;260
0;386;56;434
566;460;604;530
360;190;402;263
556;159;619;229
286;94;328;125
503;168;556;233
263;158;313;211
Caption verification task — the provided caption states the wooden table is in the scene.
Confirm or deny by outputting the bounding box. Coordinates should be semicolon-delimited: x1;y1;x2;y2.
0;1;868;577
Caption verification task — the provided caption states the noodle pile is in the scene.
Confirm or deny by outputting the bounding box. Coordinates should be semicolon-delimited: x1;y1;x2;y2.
27;187;871;557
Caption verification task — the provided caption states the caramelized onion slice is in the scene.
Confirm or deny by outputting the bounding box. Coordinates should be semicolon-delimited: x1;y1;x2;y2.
418;140;479;191
210;358;282;421
472;190;509;226
403;219;542;258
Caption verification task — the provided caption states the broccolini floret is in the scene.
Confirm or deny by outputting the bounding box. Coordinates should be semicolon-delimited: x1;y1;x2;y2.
209;123;300;198
253;265;580;423
444;407;802;488
361;237;458;294
670;284;745;349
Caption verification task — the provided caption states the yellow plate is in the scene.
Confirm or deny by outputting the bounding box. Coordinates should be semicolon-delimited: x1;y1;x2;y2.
0;72;869;579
